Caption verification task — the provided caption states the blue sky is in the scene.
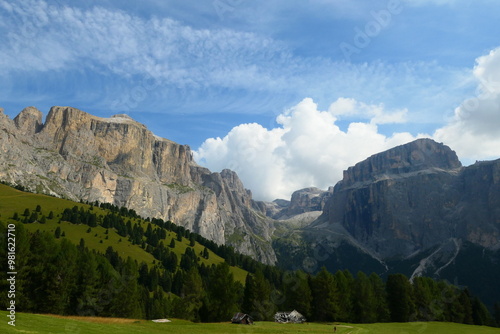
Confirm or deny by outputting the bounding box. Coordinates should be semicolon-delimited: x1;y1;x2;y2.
1;0;500;200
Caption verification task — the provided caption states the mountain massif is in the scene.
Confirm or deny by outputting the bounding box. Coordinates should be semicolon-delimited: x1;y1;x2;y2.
1;106;499;307
274;138;500;307
0;106;275;264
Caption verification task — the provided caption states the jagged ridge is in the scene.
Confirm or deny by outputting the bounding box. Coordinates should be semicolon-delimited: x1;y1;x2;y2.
0;106;276;264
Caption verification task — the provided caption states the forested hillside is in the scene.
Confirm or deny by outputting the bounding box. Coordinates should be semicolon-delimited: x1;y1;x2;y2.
0;183;498;326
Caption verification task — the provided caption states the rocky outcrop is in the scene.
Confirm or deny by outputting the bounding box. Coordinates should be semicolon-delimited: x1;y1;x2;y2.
0;106;276;264
310;138;500;260
259;187;332;220
341;138;462;186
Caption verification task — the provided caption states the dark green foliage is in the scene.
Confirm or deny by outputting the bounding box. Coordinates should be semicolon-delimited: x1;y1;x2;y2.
386;274;414;322
310;267;339;321
494;302;500;327
1;188;495;325
54;226;61;238
201;262;242;322
282;270;312;319
242;270;275;321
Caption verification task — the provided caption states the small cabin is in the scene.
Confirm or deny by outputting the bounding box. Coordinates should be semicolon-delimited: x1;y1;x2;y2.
274;309;306;323
231;312;254;325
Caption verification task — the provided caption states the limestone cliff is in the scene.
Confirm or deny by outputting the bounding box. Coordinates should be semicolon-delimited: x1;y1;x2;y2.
309;138;500;260
0;106;276;264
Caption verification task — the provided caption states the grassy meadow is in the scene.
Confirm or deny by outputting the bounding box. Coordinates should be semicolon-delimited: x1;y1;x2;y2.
1;311;500;334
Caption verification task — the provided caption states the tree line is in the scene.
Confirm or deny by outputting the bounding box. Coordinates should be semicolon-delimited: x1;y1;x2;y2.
2;199;500;326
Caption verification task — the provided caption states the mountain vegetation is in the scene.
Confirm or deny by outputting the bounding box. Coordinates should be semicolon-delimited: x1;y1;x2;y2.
0;183;498;326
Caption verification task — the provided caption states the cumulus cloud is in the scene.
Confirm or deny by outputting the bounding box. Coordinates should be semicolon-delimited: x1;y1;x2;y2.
434;47;500;162
194;98;418;201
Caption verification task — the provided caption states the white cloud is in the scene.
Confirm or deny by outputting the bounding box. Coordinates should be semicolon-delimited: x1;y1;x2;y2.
0;0;290;91
328;97;408;124
194;97;418;201
434;47;500;162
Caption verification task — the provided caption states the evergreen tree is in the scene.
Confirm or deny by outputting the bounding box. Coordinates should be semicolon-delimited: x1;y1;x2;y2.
282;270;312;319
471;296;492;326
334;270;354;322
310;267;339;321
203;262;241;322
172;270;184;296
412;276;435;321
109;257;143;318
494;302;500;327
386;274;414;322
181;267;204;321
48;211;54;219
352;271;377;323
71;249;100;316
54;226;62;238
369;272;390;322
242;270;274;321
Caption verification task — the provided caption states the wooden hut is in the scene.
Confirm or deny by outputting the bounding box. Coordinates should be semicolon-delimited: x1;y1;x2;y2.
231;313;254;325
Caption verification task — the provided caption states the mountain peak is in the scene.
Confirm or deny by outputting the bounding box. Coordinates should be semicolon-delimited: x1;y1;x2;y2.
343;138;462;185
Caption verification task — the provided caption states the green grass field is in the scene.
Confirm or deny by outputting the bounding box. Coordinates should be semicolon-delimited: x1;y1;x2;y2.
0;183;248;282
1;312;499;334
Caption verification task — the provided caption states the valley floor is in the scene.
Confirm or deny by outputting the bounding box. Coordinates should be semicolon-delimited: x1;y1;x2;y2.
1;312;500;334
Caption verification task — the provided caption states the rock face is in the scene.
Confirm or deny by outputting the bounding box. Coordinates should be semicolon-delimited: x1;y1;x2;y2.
0;106;276;264
273;138;500;306
312;138;500;259
258;187;332;220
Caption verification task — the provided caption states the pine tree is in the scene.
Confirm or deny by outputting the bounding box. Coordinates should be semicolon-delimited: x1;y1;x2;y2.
282;270;312;319
181;267;204;321
386;274;414;322
369;272;390;322
203;262;241;322
310;267;339;321
54;226;61;238
352;271;377;323
494;302;500;327
334;270;354;322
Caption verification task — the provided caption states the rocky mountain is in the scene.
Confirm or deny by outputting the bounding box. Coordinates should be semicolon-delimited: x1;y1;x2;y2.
274;138;500;307
0;106;276;264
258;187;332;220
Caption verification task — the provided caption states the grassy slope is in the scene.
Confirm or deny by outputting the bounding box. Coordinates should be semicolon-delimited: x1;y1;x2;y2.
0;184;247;282
1;312;500;334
